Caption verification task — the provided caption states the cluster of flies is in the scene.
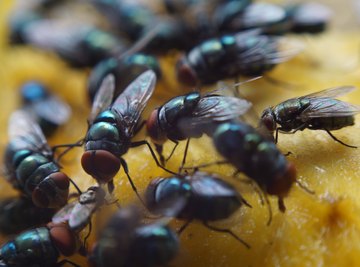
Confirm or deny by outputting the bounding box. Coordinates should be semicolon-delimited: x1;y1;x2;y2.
0;0;359;267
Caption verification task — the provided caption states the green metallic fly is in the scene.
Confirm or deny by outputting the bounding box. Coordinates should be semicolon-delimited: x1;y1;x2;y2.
261;86;360;147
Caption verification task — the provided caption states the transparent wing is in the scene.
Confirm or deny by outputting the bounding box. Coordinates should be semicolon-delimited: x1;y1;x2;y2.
297;86;359;119
111;70;156;135
69;202;98;231
181;95;252;128
23;20;86;57
8;110;51;154
235;33;303;66
153;194;188;219
292;2;332;24
52;201;77;224
236;3;286;29
190;173;234;199
88;74;115;124
33;96;71;125
299;98;360;119
300;86;356;99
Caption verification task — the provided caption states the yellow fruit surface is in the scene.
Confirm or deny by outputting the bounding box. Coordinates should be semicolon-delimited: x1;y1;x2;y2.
1;1;360;267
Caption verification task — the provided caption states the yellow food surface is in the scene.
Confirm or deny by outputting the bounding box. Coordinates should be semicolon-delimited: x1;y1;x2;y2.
1;1;360;267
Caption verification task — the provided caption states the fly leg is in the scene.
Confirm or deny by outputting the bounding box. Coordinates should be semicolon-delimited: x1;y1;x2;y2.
202;221;250;249
165;140;179;164
264;75;300;89
296;180;315;195
182;160;229;173
179;138;191;173
134;120;146;135
57;259;81;267
325;129;357;148
234;75;240;97
107;180;115;194
131;140;177;175
264;193;273;226
275;127;280;144
276;124;307;155
69;178;82;195
177;218;193;235
236;178;273;224
119;158;146;207
155;144;166;166
83;221;92;251
53;138;84;163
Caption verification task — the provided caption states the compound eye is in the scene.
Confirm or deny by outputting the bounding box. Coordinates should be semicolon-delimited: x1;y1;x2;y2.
261;112;276;132
81;150;121;184
176;58;197;86
32;172;70;208
146;109;167;145
49;223;77;256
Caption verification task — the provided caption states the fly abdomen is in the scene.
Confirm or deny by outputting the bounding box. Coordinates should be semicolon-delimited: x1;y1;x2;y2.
309;116;355;130
187;36;236;84
0;227;59;266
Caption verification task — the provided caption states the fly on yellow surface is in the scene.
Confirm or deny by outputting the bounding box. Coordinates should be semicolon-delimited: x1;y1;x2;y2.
1;1;360;267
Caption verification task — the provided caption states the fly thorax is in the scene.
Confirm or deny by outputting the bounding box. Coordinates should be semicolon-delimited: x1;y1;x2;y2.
149;177;191;217
163;96;188;125
160;100;181;137
133;224;179;266
275;98;308;124
15;154;55;188
88;109;120;143
156;177;191;203
9;149;33;170
251;141;288;185
85;118;126;156
200;39;225;68
187;45;206;74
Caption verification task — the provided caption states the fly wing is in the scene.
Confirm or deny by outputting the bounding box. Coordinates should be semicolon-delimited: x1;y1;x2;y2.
234;32;303;67
33;96;71;125
23;20;92;65
179;95;252;130
232;3;286;30
300;86;356;99
69;201;98;231
298;86;359;119
88;74;115;124
52;201;77;224
8;110;51;154
189;172;237;198
298;98;360;119
111;70;156;135
154;194;188;219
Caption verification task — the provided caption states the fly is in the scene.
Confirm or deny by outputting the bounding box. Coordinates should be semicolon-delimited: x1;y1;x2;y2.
261;86;360;148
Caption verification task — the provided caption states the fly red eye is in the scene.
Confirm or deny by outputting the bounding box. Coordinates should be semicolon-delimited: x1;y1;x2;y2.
32;172;70;208
48;223;77;256
32;187;49;208
81;150;121;184
261;110;276;132
176;58;197;86
146;109;167;145
267;162;297;197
